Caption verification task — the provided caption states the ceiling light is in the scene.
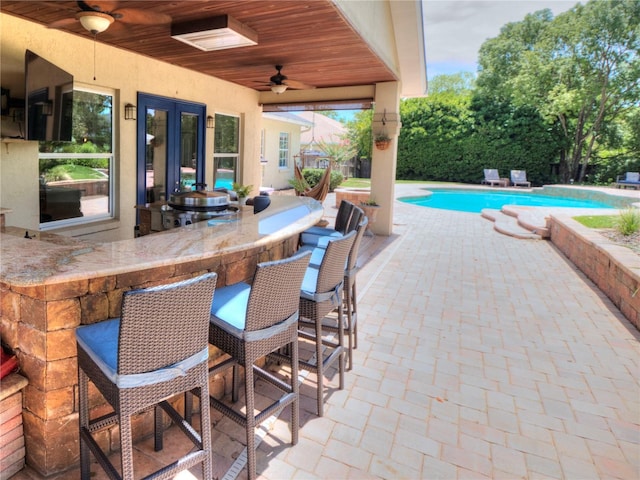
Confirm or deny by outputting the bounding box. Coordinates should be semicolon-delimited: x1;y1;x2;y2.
171;15;258;51
77;11;114;34
271;84;288;94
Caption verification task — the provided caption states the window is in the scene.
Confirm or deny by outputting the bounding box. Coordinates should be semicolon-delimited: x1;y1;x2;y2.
213;114;240;190
279;132;289;168
38;87;114;228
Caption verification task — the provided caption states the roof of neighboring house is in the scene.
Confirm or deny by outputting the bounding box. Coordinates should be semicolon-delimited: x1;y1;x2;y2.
262;112;313;127
264;111;347;148
296;111;347;147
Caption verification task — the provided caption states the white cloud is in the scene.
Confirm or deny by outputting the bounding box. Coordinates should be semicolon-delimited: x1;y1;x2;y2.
424;0;582;78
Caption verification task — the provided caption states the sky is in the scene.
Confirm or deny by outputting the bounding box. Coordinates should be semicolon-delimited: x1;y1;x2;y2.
423;0;583;80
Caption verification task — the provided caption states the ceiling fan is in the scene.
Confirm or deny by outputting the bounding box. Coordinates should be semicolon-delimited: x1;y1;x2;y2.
262;65;315;94
48;1;171;34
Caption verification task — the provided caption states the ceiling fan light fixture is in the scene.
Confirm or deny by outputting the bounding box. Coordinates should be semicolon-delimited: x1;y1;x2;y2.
271;84;288;94
171;15;258;51
77;11;114;34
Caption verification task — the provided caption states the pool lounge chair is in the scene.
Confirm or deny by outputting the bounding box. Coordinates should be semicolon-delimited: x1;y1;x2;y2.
511;170;531;188
482;169;509;187
615;172;640;189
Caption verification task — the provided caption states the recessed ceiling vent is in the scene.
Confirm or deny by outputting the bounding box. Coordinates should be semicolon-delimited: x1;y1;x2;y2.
171;15;258;51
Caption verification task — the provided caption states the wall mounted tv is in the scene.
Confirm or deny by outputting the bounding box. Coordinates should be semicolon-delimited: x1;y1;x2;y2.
25;50;74;141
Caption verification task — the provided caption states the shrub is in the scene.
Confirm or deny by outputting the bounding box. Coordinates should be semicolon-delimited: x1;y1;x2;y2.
302;168;344;192
615;208;640;236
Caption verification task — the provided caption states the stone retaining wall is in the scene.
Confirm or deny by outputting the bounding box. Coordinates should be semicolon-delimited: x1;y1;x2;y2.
549;215;640;330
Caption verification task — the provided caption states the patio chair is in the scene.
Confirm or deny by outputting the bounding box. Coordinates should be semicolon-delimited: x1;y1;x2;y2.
272;230;356;417
511;170;531;188
616;172;640;189
76;272;217;480
298;216;368;370
482;169;509;187
207;251;311;480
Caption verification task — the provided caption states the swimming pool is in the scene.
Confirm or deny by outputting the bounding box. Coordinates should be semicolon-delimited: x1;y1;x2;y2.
399;188;617;213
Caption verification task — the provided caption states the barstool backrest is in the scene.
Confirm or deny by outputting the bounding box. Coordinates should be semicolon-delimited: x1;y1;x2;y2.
315;230;356;294
334;200;356;234
245;251;311;332
346;216;368;275
118;273;217;375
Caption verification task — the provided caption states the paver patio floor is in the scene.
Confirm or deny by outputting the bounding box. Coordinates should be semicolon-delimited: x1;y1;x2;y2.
13;185;640;479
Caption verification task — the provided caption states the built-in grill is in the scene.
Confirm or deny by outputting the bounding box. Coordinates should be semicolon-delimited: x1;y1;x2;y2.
161;189;237;230
168;189;230;212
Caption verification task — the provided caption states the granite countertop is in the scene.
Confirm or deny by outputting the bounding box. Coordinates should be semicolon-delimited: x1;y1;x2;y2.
1;196;323;286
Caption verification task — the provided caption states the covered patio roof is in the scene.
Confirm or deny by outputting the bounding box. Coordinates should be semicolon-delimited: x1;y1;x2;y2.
0;0;427;108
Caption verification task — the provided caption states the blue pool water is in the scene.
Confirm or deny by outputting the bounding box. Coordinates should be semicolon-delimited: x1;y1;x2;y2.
400;189;616;213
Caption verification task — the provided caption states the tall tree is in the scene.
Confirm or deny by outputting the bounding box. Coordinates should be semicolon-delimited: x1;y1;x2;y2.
428;72;476;95
476;0;640;182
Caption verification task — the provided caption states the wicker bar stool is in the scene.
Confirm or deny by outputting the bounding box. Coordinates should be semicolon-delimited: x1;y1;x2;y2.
297;215;367;371
272;230;356;417
207;251;311;480
75;273;217;480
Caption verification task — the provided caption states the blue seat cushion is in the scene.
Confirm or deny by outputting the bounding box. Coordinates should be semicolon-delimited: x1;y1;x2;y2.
297;244;325;268
300;227;343;248
210;282;251;338
76;318;208;388
300;265;320;300
76;318;120;379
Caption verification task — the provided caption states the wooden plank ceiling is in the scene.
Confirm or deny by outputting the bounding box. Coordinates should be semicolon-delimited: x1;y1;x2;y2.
0;1;397;94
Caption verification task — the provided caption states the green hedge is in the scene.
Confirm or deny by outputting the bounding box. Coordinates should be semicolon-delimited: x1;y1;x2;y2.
302;168;344;192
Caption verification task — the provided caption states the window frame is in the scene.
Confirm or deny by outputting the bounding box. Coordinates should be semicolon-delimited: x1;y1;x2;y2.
38;85;115;230
278;131;290;169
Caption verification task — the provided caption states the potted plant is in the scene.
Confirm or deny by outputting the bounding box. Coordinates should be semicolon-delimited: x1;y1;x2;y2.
232;182;253;206
374;133;392;151
359;196;380;235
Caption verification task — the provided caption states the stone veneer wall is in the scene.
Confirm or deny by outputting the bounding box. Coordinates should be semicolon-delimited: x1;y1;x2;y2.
0;235;298;475
549;215;640;330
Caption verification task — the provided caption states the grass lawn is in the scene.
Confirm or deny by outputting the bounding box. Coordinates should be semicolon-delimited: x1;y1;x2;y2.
46;164;107;181
340;178;452;188
573;215;617;229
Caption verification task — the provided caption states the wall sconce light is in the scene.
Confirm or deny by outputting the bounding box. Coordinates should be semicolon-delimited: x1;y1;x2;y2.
41;101;53;116
124;103;136;120
206;115;215;129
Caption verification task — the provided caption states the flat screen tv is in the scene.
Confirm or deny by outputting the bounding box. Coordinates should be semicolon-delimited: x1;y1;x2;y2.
25;50;74;141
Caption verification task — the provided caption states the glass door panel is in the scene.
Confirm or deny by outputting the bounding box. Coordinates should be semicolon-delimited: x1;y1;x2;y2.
145;108;168;203
180;113;198;190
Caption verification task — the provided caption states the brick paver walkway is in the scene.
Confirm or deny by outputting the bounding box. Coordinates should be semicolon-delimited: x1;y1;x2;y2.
258;185;639;479
14;185;639;480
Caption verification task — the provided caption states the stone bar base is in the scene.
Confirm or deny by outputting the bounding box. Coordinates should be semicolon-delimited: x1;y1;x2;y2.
1;236;299;475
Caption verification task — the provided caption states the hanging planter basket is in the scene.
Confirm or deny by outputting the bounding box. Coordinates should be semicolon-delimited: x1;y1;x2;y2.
375;138;391;151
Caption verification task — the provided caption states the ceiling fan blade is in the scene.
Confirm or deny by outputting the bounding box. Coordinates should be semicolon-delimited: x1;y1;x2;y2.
48;17;79;29
114;8;171;25
284;79;316;90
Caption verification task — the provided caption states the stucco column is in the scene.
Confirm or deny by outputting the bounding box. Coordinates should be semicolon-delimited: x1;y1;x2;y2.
370;81;401;236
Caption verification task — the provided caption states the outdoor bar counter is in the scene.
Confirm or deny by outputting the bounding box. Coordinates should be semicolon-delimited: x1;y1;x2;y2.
0;195;323;476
